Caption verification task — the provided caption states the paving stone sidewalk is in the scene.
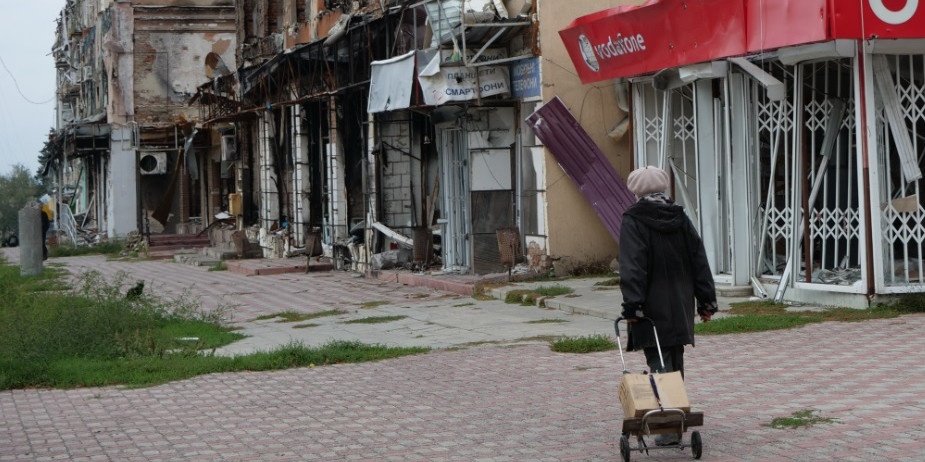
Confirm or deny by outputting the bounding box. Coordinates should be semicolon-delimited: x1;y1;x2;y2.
2;250;924;461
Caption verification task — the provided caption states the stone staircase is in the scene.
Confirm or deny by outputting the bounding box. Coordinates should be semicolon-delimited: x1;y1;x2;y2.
147;234;212;259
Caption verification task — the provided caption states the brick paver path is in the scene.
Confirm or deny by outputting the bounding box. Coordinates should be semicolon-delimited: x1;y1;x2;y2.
4;316;925;461
2;252;924;460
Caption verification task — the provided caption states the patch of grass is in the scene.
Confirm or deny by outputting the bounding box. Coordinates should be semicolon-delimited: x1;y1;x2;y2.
292;323;319;329
533;285;574;297
550;335;617;353
473;282;508;300
696;299;918;335
877;293;925;314
766;409;837;429
356;300;388;309
342;315;407;324
593;277;620;287
505;289;535;305
504;285;574;306
48;240;125;258
563;262;613;277
207;261;228;272
8;340;428;389
696;314;821;335
0;256;429;390
453;302;475;307
526;319;568;324
255;310;341;323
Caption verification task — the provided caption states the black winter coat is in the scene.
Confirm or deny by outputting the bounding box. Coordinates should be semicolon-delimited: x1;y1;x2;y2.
619;199;716;351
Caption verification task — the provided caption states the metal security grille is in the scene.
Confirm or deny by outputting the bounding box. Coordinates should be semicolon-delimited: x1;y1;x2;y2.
634;81;735;278
632;83;700;213
752;74;795;277
874;54;925;287
755;59;862;289
801;61;861;286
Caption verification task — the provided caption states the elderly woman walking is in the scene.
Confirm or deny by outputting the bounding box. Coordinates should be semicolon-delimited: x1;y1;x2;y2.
619;167;718;367
619;165;718;445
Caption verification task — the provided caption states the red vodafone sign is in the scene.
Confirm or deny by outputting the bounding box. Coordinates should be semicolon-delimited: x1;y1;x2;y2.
859;0;925;37
559;0;747;84
561;0;925;84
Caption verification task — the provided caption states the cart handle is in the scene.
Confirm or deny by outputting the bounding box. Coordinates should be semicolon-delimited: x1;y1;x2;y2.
614;317;666;372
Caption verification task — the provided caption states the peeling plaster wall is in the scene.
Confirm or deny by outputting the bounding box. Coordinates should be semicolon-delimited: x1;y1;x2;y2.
538;0;636;267
133;3;236;126
105;3;135;124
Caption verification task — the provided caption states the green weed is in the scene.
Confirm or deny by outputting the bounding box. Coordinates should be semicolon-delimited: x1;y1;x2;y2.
550;335;617;353
342;315;407;324
48;240;125;258
767;409;837;429
0;257;424;390
255;310;341;323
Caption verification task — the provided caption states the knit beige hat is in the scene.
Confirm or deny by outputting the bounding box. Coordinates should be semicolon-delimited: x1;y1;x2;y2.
627;166;670;197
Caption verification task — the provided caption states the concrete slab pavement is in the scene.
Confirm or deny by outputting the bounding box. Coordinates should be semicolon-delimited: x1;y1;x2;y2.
0;248;753;357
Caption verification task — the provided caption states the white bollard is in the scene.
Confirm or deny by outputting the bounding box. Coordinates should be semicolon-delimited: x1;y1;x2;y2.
18;203;43;276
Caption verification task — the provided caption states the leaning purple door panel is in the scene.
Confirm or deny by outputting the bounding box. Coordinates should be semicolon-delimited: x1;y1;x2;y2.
526;96;634;243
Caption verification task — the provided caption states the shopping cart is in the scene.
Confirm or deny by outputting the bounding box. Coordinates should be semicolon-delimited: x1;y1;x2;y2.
614;317;704;461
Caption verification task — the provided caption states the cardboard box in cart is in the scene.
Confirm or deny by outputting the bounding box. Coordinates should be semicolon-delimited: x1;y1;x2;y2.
618;371;690;418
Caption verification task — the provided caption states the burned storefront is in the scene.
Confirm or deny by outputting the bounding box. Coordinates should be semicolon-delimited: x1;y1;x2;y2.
190;1;413;264
560;0;925;306
366;0;536;275
49;0;237;243
195;0;541;275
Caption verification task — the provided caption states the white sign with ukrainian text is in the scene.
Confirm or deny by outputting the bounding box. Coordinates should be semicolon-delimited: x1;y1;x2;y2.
418;48;511;106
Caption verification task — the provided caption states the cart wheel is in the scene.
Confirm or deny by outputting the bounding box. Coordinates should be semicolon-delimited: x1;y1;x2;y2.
619;434;631;462
690;431;702;460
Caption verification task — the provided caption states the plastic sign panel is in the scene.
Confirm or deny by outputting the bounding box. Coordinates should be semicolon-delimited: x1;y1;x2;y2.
510;58;540;99
559;0;747;84
562;0;925;83
417;48;510;106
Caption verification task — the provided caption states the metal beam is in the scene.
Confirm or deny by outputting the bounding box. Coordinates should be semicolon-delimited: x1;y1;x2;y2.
729;57;785;101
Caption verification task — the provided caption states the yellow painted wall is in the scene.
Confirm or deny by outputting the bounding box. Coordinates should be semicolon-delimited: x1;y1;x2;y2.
537;0;643;271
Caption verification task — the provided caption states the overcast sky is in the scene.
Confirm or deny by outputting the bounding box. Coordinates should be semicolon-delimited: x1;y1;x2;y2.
0;1;63;177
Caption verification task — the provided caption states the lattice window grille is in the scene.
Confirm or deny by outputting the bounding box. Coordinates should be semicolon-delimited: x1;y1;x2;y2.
644;115;662;144
804;99;830;132
875;54;925;286
881;206;925;243
798;60;861;284
757;97;793;133
755;94;794;277
763;207;792;241
841;101;857;131
673;114;696;142
809;208;861;241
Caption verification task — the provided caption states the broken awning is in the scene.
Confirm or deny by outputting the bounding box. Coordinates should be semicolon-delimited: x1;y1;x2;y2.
560;0;925;84
368;51;416;113
526;97;636;243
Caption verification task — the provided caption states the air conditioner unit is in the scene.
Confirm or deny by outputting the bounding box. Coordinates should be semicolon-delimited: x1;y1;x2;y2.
221;135;237;161
139;152;168;175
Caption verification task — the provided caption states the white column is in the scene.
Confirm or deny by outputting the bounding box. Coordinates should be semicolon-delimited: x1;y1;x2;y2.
107;125;138;237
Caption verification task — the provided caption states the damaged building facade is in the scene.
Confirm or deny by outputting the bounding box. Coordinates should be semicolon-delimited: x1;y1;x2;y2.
48;0;237;240
191;0;630;274
560;0;925;307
